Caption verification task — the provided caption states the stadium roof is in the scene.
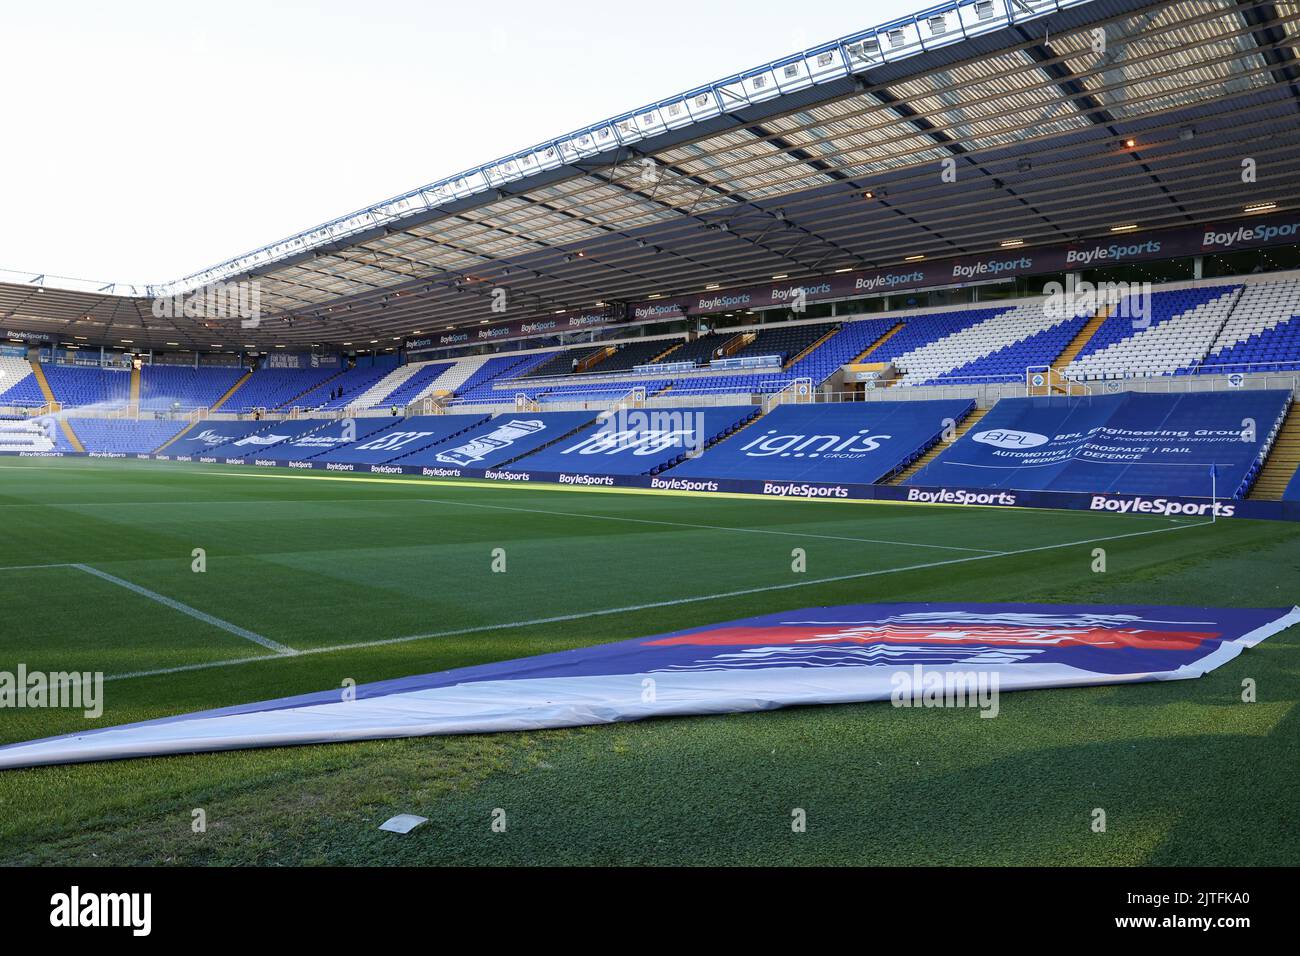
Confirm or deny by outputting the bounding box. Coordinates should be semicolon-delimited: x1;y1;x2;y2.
3;0;1298;352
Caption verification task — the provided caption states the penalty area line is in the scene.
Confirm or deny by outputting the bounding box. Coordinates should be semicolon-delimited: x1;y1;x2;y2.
98;517;1210;684
70;564;296;656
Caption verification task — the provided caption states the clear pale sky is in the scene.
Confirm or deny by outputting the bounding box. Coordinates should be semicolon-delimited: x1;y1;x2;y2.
0;0;921;285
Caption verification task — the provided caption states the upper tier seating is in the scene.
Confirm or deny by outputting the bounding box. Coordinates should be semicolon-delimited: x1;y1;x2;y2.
524;347;605;379
1197;278;1300;374
289;364;393;411
139;365;244;410
728;322;837;363
891;301;1090;385
451;351;561;403
584;339;680;374
373;362;453;407
71;418;189;454
0;356;45;407
223;367;339;413
42;365;131;408
1065;285;1241;380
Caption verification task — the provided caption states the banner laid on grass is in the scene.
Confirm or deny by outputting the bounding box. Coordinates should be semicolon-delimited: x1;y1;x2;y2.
1;603;1296;769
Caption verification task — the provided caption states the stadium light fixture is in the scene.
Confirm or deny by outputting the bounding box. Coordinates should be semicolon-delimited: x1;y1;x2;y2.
1244;202;1277;214
1000;239;1024;248
772;274;789;280
648;293;662;299
705;284;720;290
166;342;179;346
834;267;853;273
1123;138;1136;148
1110;224;1138;233
905;255;925;262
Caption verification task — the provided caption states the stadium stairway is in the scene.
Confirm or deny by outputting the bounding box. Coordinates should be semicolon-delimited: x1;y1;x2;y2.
209;369;252;412
852;321;905;363
1248;402;1300;500
785;325;841;369
887;406;987;484
27;360;86;450
27;359;57;406
1049;307;1109;369
276;368;345;410
152;421;197;453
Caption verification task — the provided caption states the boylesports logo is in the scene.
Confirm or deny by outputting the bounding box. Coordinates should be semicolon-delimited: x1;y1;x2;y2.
762;482;850;499
1089;495;1235;517
906;488;1018;506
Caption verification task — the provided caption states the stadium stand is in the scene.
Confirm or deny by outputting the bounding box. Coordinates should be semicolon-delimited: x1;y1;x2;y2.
524;348;603;379
0;416;73;452
397;412;598;468
509;405;758;476
450;351;561;404
1197;277;1300;374
0;356;45;407
785;317;896;383
862;307;1010;371
71;418;188;454
1286;469;1300;502
667;399;974;483
1065;285;1241;380
221;367;339;413
730;322;837;363
287;364;392;412
908;390;1292;498
138;365;245;411
312;414;489;464
891;301;1092;385
42;365;131;408
584;339;680;374
373;362;452;407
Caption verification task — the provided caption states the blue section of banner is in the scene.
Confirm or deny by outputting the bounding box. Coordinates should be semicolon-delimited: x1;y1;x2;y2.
510;406;756;476
310;414;489;464
910;390;1291;497
397;411;597;468
670;399;974;483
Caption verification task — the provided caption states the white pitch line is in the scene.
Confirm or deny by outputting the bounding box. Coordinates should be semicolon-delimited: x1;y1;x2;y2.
410;496;1006;553
0;562;75;572
98;517;1210;683
70;564;296;656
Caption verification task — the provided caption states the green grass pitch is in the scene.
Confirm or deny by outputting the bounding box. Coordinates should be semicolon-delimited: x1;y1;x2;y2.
0;456;1297;866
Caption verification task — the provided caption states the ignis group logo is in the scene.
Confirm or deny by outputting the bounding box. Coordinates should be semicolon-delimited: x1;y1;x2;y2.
971;428;1049;450
50;886;151;936
151;280;262;329
739;427;889;459
855;270;924;292
1042;275;1152;325
1202;220;1300;248
565;409;708;459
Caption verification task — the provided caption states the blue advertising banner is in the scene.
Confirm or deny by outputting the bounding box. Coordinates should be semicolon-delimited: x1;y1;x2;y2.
510;406;756;476
670;399;974;484
3;601;1295;768
910;390;1292;498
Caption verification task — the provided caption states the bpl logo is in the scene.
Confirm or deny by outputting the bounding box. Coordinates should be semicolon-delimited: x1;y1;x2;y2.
972;429;1049;449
